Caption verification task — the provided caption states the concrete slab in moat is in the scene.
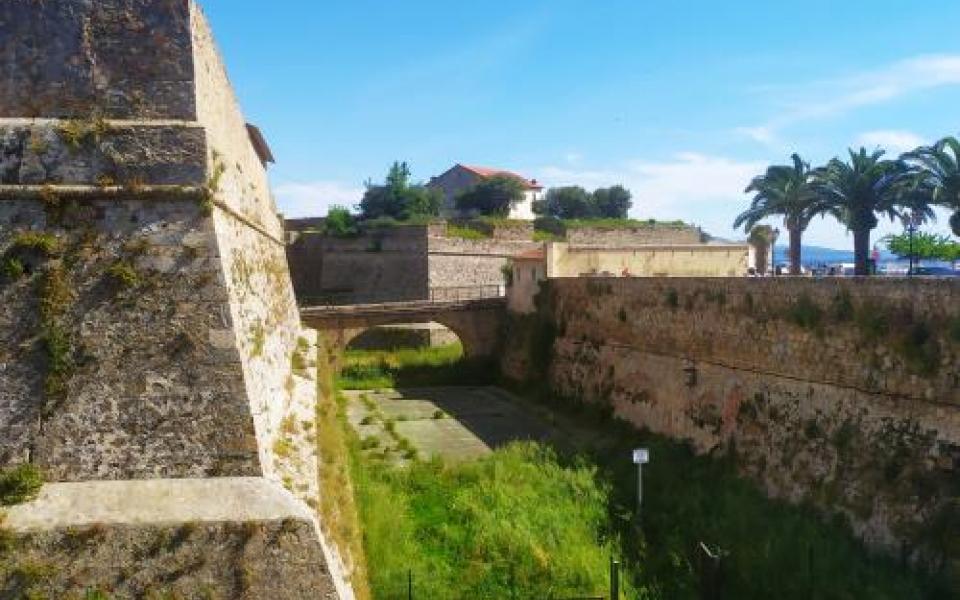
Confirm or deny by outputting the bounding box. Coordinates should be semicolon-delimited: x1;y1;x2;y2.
343;386;559;461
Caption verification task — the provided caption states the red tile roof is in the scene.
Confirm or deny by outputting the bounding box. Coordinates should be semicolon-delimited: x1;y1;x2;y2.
513;248;546;261
459;164;543;190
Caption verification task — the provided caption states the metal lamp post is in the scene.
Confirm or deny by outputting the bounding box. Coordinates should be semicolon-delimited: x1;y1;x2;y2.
900;211;923;277
772;228;781;276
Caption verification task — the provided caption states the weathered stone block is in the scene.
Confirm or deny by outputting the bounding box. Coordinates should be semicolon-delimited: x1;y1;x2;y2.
0;0;196;120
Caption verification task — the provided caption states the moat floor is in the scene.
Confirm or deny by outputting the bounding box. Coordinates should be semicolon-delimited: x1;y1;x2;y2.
342;386;559;462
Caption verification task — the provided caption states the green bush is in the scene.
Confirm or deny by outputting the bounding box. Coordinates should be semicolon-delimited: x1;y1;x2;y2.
787;294;823;330
0;464;44;506
500;264;514;286
10;232;60;256
533;216;566;238
830;291;855;322
894;321;941;375
665;288;679;309
105;261;139;288
1;258;25;280
325;205;359;237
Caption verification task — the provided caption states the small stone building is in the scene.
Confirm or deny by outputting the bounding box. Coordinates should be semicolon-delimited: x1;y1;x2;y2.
507;241;751;314
427;164;543;220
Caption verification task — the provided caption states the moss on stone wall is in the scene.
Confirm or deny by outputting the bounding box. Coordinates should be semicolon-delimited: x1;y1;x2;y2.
503;277;960;583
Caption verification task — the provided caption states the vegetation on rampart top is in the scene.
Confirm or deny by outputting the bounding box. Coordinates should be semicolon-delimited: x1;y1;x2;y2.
360;161;443;221
532;184;632;219
533;215;690;238
455;174;526;216
444;224;490;240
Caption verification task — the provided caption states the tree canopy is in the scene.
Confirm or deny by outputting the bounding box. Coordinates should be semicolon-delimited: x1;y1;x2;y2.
735;154;826;275
455;175;526;217
811;148;929;275
747;224;777;275
902;136;960;236
884;232;960;262
359;161;443;221
325;205;358;237
533;185;633;219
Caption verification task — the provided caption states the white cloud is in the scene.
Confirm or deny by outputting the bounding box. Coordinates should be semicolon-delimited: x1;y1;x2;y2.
741;54;960;145
273;181;364;218
855;130;925;154
537;153;765;239
734;126;777;145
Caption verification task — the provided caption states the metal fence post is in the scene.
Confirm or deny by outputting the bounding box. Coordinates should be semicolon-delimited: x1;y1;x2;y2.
698;542;724;600
610;556;620;600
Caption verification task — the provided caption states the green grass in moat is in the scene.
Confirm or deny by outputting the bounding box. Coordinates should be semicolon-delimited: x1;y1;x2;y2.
337;342;494;389
339;345;952;600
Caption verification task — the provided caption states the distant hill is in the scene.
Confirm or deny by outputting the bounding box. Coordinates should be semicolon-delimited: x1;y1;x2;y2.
773;245;896;267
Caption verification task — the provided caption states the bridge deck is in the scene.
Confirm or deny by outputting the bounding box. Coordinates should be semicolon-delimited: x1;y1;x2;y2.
300;296;506;320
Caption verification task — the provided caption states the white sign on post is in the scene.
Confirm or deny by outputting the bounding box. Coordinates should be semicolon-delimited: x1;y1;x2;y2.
632;448;649;465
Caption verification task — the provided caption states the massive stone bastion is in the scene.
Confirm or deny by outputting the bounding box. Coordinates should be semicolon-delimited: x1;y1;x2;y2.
0;1;349;596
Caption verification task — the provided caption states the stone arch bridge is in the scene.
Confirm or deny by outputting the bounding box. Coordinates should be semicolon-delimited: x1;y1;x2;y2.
300;297;507;358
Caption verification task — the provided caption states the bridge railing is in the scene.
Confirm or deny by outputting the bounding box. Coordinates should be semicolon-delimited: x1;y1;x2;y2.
299;285;505;308
428;285;505;303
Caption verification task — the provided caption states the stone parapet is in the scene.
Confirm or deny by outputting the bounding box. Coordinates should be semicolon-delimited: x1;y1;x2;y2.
565;224;702;246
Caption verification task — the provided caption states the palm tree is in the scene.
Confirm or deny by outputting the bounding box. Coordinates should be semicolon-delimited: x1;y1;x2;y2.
747;225;776;275
902;136;960;236
812;148;932;276
734;154;824;275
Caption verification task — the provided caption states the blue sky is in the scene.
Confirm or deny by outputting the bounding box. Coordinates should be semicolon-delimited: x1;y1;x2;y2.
202;0;960;248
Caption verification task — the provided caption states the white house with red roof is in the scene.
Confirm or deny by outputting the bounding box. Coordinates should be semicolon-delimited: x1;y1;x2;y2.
427;164;543;220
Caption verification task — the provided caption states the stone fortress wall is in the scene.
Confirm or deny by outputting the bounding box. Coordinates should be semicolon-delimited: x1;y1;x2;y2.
0;1;348;596
286;220;705;305
503;277;959;572
286;223;539;304
564;223;703;246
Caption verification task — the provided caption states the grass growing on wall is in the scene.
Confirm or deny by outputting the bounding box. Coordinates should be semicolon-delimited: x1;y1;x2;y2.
445;224;491;240
314;336;372;600
543;399;950;600
0;465;43;506
562;218;689;230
